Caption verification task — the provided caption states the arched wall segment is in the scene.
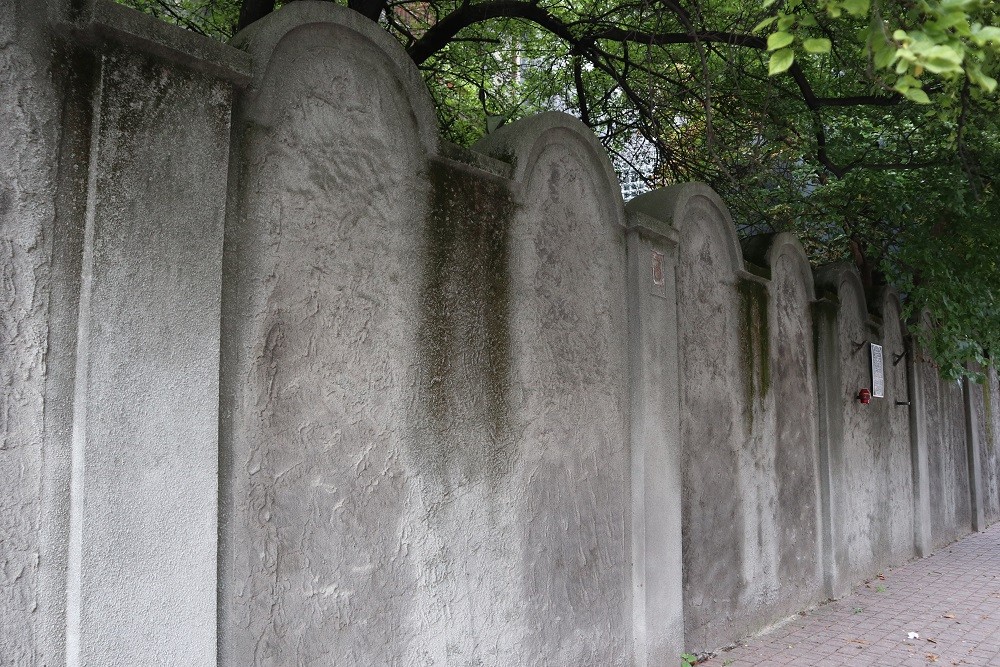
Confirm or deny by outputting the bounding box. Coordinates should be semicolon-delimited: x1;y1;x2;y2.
231;0;438;154
762;232;824;626
633;183;826;651
475;111;626;226
220;12;635;665
219;5;431;663
628;182;744;280
476;112;632;664
815;263;916;592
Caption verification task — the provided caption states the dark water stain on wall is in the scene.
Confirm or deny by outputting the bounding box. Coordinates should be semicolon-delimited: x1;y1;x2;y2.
414;157;518;488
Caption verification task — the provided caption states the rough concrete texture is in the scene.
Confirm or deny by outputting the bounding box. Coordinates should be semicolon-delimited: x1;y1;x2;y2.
221;5;632;664
9;0;1000;663
67;43;232;665
980;368;1000;526
1;2;60;663
821;268;915;594
621;203;685;665
762;235;824;622
478;113;631;664
668;184;757;650
220;8;434;664
921;358;973;548
632;187;825;651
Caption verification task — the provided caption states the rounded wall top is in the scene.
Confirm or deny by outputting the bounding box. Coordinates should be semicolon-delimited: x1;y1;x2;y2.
873;285;908;336
474;112;626;223
750;233;817;300
231;0;439;154
627;182;744;277
814;262;871;323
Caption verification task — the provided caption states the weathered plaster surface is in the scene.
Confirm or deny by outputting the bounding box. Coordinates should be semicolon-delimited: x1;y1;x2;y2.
669;199;826;650
980;368;1000;526
671;188;751;650
497;119;630;665
67;44;231;665
879;295;916;565
1;2;60;662
8;1;1000;662
830;277;913;588
221;12;432;664
766;237;823;621
221;6;632;664
922;362;972;547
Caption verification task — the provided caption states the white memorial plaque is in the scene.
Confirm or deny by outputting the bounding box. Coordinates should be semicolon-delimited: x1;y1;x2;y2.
870;343;884;398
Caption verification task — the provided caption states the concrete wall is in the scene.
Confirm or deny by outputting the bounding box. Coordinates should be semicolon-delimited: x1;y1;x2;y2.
2;1;248;664
6;1;1000;664
626;188;826;650
1;3;63;663
812;269;916;599
219;6;633;664
980;368;1000;526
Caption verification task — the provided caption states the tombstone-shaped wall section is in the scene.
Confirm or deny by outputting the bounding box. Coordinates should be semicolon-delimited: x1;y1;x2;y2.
755;235;824;621
220;5;632;664
914;312;973;548
816;266;914;590
220;6;436;663
477;113;631;664
979;367;1000;525
634;186;824;651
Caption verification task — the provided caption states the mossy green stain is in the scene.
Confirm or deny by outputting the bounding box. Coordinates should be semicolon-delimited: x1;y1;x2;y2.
418;158;518;483
738;279;771;424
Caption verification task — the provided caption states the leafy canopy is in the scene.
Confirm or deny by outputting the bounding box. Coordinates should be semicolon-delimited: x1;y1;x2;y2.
119;0;1000;379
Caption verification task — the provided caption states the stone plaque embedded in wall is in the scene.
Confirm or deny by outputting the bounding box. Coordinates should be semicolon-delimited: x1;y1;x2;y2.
871;342;885;398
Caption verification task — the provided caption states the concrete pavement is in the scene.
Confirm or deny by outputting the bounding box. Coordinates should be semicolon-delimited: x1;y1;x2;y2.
700;524;1000;666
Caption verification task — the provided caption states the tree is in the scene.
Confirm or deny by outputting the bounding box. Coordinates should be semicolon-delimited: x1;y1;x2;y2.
118;0;1000;379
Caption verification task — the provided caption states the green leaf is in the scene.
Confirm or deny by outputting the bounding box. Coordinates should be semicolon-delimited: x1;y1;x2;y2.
752;16;777;33
803;37;832;53
904;87;931;103
769;48;795;74
873;44;898;68
839;0;870;17
767;31;795;51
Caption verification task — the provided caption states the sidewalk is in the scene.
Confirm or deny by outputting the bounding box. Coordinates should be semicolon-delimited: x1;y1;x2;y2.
700;525;1000;666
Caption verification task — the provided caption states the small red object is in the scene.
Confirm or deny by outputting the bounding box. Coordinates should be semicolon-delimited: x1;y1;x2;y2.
858;388;872;405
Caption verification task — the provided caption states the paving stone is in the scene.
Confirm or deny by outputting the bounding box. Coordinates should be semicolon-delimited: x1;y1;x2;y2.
701;525;1000;666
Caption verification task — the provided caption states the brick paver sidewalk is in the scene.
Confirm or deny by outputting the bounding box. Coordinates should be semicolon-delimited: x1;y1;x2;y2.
700;525;1000;666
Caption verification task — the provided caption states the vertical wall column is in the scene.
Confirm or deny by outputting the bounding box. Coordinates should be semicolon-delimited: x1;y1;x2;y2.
65;7;248;665
625;210;684;665
906;336;933;556
813;296;847;599
964;373;986;532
